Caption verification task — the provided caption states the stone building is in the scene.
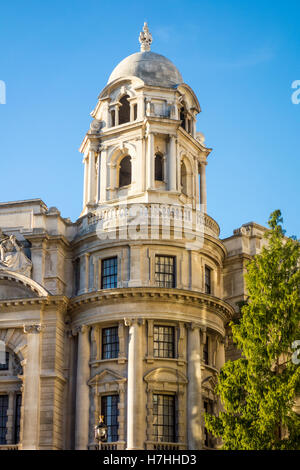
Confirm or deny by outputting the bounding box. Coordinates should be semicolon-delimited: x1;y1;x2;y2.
0;24;269;450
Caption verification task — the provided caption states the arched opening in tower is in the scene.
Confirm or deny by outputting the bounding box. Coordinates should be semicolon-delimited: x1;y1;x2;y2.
155;154;164;181
119;155;132;187
119;95;130;125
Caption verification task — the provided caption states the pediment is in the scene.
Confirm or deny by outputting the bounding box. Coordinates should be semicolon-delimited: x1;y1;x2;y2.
202;374;217;391
0;271;49;300
144;367;187;385
88;368;126;386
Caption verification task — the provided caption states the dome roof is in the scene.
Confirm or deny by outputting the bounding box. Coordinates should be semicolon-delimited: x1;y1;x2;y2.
108;51;183;88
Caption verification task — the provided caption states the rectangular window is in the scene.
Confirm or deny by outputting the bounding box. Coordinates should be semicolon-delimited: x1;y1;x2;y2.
101;395;119;442
205;266;211;294
155;256;176;288
14;394;22;444
133;104;137;120
101;257;118;289
102;327;119;359
0;395;8;445
153;325;175;358
203;336;209;365
0;352;9;371
153;394;176;443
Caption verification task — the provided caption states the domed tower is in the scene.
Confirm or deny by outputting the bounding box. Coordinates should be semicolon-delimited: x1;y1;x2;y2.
72;23;234;451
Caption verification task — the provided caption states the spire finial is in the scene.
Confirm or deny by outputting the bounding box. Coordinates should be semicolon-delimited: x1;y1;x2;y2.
139;22;152;52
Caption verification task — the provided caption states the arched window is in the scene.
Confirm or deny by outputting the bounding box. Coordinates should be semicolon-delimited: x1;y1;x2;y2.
181;161;187;194
119;95;130;125
155;154;164;181
119;155;131;188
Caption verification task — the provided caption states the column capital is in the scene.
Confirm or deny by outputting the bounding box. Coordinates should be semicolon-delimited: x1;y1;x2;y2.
124;317;144;327
88;141;99;153
188;322;201;331
23;324;43;334
73;324;90;336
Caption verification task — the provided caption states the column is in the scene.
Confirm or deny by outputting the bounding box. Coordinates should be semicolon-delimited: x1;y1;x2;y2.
84;253;90;293
146;132;154;190
88;147;96;205
125;318;144;450
168;135;177;191
195;161;200;210
22;324;42;450
187;323;203;450
83;154;89;208
216;337;225;370
75;325;90;450
115;104;119;126
199;162;207;213
130;102;134;122
100;148;107;203
96;153;101;202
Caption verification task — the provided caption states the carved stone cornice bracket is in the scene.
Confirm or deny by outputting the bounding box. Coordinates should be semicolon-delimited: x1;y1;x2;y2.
23;324;44;334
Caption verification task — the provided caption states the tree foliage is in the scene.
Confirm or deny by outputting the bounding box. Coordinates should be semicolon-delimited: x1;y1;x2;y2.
205;210;300;449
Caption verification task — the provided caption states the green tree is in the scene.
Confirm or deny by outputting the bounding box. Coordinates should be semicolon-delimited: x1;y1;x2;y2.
205;210;300;449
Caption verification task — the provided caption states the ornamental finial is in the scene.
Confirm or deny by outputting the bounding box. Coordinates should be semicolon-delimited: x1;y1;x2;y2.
139;22;152;52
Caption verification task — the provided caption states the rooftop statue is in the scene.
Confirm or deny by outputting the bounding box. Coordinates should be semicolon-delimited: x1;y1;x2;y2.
0;232;32;278
139;22;152;52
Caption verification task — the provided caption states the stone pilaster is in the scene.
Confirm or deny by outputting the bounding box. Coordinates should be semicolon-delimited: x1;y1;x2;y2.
216;337;225;370
168;135;177;191
22;324;42;450
199;162;207;213
99;147;108;203
146;131;154;189
125;317;145;450
75;325;90;450
187;322;203;449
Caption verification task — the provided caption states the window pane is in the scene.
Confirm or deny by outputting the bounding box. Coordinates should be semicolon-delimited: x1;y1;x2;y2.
153;394;176;442
101;257;118;289
14;394;22;444
102;327;119;359
155;256;175;288
0;395;8;445
205;266;211;294
153;326;175;358
0;352;9;371
101;395;119;442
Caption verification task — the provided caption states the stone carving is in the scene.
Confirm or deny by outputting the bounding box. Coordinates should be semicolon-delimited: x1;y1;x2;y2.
11;353;23;376
0;231;32;277
139;22;152;52
23;324;43;334
90;119;102;132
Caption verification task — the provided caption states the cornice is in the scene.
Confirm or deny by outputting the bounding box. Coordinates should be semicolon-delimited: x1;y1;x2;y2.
0;295;69;311
69;287;234;320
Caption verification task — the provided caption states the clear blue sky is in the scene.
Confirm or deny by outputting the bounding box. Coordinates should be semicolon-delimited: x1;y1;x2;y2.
0;0;299;238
